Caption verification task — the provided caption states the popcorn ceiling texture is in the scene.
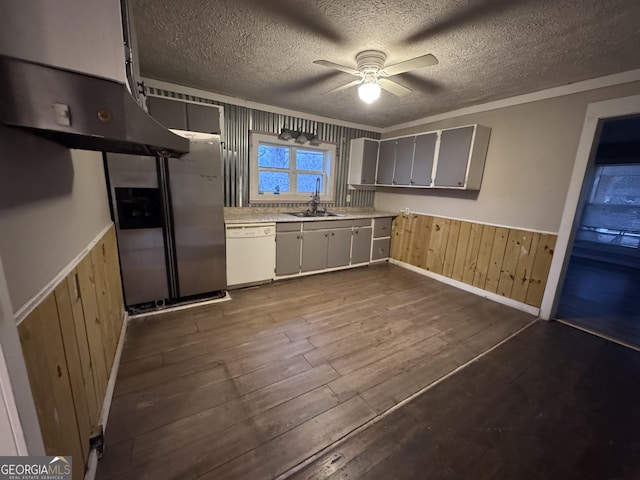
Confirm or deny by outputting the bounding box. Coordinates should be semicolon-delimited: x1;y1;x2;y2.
134;0;640;128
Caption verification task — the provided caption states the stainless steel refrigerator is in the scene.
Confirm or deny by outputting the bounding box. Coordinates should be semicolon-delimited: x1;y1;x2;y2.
105;131;226;310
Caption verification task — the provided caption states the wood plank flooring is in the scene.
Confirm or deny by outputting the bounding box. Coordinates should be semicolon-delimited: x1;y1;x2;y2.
292;320;640;479
96;263;534;480
556;255;640;347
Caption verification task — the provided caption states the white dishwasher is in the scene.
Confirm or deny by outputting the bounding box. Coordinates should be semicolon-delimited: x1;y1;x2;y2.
226;223;276;288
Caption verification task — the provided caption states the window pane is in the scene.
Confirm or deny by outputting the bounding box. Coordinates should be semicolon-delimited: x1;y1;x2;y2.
258;144;289;168
259;171;290;194
296;150;324;171
580;164;640;244
297;174;323;193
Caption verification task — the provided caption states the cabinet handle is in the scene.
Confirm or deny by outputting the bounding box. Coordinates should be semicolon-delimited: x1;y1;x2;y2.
331;232;334;236
325;233;328;237
458;181;463;186
355;230;359;235
297;235;300;239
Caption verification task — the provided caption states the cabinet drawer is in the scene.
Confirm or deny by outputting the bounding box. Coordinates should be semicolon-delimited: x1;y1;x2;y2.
352;218;372;227
304;220;353;231
373;217;393;237
276;222;302;232
372;238;390;260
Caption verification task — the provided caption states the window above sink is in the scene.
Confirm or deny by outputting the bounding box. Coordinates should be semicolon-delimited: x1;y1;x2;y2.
249;132;337;204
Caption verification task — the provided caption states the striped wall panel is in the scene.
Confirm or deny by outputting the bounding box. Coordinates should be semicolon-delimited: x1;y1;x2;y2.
147;87;380;208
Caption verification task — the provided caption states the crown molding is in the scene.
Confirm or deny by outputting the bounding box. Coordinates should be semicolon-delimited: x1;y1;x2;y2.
382;68;640;134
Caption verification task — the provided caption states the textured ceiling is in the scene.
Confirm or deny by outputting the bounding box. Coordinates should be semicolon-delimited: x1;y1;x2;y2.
133;0;640;128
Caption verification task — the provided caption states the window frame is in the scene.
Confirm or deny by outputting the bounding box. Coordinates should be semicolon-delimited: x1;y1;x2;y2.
249;132;337;204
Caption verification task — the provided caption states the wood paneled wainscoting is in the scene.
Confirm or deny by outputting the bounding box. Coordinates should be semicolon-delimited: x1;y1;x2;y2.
391;214;557;308
17;225;125;480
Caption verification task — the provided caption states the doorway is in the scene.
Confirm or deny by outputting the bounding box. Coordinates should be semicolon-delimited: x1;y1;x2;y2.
555;115;640;346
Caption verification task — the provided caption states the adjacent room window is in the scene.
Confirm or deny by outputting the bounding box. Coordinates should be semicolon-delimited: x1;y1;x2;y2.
576;164;640;249
250;133;337;203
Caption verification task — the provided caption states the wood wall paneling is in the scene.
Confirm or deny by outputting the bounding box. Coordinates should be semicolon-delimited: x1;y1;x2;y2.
525;234;557;307
18;295;84;480
53;283;92;461
391;214;556;308
17;225;124;475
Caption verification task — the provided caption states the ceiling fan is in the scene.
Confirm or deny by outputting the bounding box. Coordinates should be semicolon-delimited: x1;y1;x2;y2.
314;50;438;104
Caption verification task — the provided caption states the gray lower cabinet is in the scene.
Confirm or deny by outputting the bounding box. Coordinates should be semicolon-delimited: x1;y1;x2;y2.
327;228;352;268
372;238;391;260
301;230;329;272
276;230;302;276
351;226;372;264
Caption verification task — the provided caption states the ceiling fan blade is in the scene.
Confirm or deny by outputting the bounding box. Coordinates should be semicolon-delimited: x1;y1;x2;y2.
379;78;412;97
325;79;362;94
383;54;439;76
314;60;360;76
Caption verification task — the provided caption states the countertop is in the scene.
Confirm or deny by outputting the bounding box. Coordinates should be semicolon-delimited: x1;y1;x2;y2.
224;207;397;224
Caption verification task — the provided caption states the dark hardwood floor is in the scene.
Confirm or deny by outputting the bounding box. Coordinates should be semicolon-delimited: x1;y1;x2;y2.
556;255;640;347
292;320;640;480
96;263;534;480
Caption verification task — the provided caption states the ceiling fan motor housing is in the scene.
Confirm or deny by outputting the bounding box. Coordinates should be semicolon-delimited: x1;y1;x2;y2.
356;50;387;75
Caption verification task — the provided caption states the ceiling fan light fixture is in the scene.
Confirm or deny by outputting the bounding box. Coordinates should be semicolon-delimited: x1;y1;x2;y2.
358;81;381;104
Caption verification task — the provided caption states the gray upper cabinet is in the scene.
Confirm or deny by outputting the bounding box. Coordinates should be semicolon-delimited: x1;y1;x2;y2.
412;133;437;186
377;140;396;185
147;96;187;130
434;126;474;187
348;125;490;191
348;138;379;185
327;228;352;268
393;136;415;185
186;103;220;134
147;96;221;133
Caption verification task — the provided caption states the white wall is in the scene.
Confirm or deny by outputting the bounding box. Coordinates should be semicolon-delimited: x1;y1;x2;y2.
0;0;126;83
0;124;112;454
375;81;640;233
0;126;112;313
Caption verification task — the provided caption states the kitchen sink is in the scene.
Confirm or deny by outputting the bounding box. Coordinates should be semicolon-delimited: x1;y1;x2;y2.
284;211;345;218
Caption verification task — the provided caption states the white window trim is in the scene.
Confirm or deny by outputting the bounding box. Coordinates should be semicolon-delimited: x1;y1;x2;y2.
249;132;337;204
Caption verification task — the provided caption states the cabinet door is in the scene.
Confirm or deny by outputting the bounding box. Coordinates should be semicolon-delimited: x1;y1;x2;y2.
327;228;352;268
186;103;220;133
412;133;437;186
377;140;396;184
301;230;329;272
393;136;415;185
276;231;301;276
147;97;188;130
361;139;379;184
351;226;372;264
434;126;474;187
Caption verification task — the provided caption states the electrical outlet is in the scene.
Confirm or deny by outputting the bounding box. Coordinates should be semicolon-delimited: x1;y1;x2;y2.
404;207;410;214
346;194;351;203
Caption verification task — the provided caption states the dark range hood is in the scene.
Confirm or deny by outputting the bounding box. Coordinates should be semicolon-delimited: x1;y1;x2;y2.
0;55;189;157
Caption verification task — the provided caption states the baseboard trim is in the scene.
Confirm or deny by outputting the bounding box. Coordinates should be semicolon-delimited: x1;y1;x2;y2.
14;223;114;325
389;258;540;316
555;319;640;353
84;310;129;480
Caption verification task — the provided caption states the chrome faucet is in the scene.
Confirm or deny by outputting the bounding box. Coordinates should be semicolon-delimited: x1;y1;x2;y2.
310;177;322;215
